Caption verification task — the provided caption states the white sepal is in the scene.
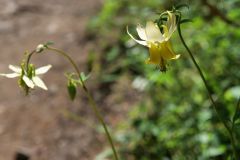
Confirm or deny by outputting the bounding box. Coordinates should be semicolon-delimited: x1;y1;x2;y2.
35;65;52;75
136;24;147;40
32;76;48;90
145;21;164;42
23;75;34;88
127;26;148;46
9;65;22;73
0;73;20;78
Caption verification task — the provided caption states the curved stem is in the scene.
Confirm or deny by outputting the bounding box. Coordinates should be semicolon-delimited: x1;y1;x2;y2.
26;50;36;71
46;47;119;160
85;89;119;160
177;24;238;159
46;48;81;79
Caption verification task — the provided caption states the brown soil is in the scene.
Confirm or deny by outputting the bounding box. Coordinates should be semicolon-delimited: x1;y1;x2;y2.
0;0;138;160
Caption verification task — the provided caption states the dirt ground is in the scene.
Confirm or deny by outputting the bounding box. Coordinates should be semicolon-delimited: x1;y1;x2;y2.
0;0;138;160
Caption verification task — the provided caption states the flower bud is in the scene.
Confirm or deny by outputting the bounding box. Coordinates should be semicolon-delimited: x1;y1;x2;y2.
36;44;45;53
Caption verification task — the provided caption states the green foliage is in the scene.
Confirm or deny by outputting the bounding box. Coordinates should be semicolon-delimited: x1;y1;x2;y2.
66;72;90;101
89;0;240;159
80;72;90;83
67;79;77;101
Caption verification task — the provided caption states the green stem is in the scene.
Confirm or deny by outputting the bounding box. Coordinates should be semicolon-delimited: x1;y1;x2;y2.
177;24;238;159
26;50;36;71
46;47;119;160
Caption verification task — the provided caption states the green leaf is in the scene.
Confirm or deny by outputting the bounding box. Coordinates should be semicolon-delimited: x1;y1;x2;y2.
233;97;240;123
67;80;77;101
45;41;54;46
43;41;54;48
159;17;167;21
174;4;189;10
80;72;90;82
180;19;192;24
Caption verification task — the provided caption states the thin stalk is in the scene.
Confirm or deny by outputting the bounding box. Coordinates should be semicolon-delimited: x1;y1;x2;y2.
26;50;36;71
177;24;238;159
46;47;119;160
231;97;240;142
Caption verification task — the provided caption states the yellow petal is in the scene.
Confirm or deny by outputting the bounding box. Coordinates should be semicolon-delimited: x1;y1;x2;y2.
166;11;173;29
161;41;180;60
166;11;176;37
161;25;169;40
145;43;161;65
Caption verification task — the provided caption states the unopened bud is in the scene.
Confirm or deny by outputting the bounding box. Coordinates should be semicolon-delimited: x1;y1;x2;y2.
36;44;45;53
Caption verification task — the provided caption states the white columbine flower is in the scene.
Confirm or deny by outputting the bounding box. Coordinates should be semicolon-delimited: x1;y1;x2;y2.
0;64;52;90
127;11;180;71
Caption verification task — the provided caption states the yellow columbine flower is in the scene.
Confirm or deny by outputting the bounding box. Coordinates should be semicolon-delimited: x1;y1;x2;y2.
127;11;180;71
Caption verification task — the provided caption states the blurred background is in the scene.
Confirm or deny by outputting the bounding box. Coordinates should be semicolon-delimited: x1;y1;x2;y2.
0;0;240;160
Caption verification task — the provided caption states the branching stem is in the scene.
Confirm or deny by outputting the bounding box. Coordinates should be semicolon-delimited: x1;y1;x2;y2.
25;46;119;160
46;47;119;160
